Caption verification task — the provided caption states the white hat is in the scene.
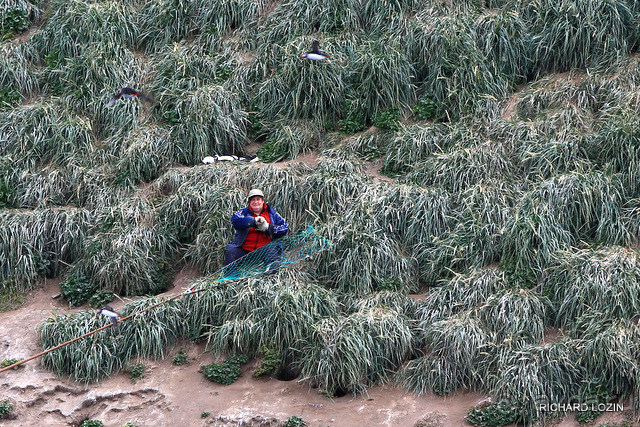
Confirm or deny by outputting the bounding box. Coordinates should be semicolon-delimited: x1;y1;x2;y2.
247;189;265;200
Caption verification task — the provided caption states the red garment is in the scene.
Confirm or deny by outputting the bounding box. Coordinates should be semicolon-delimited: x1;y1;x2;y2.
241;207;272;251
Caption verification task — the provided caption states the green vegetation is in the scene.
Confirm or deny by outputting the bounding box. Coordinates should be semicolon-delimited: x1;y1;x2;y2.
172;348;189;365
0;286;24;312
413;95;441;121
0;7;30;40
0;358;21;369
127;363;145;384
467;401;519;427
253;345;282;378
0;399;12;417
284;415;306;427
0;0;636;422
80;420;103;427
0;88;20;109
200;411;210;418
201;353;248;385
59;273;95;307
372;108;401;131
88;291;114;309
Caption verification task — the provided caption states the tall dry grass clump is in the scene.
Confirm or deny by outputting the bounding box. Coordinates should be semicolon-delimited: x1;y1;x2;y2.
398;312;491;396
299;305;414;396
523;0;636;72
407;13;509;120
544;247;640;327
31;0;140;58
0;103;94;169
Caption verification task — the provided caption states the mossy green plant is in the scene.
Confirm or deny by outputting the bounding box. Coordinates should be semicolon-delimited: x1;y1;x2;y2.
0;7;29;39
284;415;306;427
0;399;12;417
88;291;114;309
253;346;281;378
0;358;21;369
202;353;248;385
172;348;189;365
413;95;441;120
0;88;20;109
127;363;145;384
372;108;401;131
59;273;95;307
467;400;519;427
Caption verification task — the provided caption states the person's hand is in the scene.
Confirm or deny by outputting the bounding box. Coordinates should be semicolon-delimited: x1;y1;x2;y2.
254;216;269;232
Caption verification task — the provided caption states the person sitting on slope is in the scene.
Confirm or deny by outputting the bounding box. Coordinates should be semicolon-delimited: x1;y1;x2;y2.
224;189;289;268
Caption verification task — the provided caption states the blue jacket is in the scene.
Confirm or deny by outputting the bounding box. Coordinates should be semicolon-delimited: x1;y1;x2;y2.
225;204;288;249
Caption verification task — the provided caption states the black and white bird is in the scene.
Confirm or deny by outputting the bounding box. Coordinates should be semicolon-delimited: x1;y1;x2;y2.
105;87;156;107
97;305;124;327
202;155;260;164
300;40;330;60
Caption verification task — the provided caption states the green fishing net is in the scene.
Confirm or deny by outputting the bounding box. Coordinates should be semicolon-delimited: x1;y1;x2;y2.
218;226;332;281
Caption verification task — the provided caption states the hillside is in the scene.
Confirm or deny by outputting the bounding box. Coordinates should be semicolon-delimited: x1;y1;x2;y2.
1;0;640;426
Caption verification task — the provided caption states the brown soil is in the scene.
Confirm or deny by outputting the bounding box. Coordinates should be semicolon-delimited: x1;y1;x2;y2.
1;278;488;427
2;278;634;426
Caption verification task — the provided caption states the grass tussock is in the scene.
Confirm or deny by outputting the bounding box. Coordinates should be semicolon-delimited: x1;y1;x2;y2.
501;171;629;277
569;315;639;399
250;37;351;125
416;267;511;324
545;247;640;327
107;126;176;185
382;124;450;175
0;43;39;98
490;341;584;423
403;140;519;193
204;279;339;358
408;14;509;120
72;224;178;296
168;84;248;164
40;296;190;382
299;306;414;396
0;103;94;169
479;289;550;344
31;0;140;59
524;0;636;72
413;313;491;394
314;193;420;295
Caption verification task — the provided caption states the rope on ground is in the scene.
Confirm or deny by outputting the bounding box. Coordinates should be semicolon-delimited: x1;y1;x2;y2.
0;226;331;374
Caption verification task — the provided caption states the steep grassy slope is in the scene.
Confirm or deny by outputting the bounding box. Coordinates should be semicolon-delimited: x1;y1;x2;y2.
2;0;640;424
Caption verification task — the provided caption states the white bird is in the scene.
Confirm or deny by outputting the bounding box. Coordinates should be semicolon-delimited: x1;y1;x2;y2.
202;155;260;164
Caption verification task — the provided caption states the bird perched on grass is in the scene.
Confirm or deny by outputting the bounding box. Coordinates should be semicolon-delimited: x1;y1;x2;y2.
300;40;330;60
105;87;156;107
97;305;124;327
